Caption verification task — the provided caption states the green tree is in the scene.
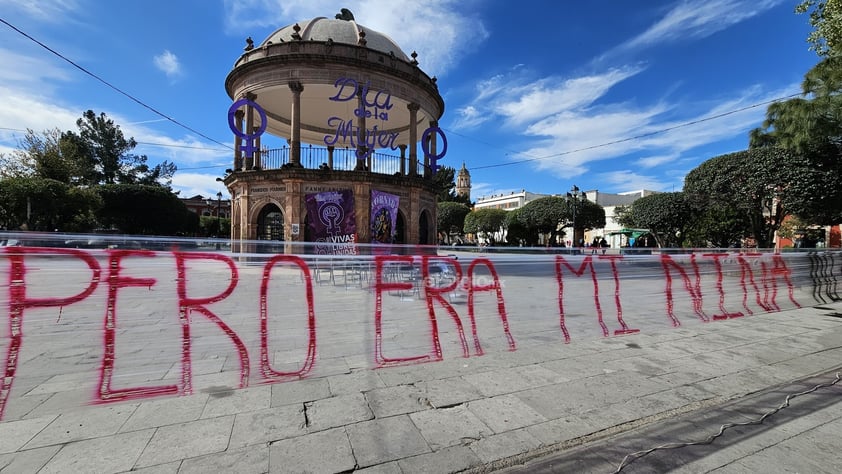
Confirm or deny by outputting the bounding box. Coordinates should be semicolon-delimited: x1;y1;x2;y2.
95;184;195;235
573;199;607;237
504;208;533;246
6;112;177;188
200;215;230;237
750;57;842;153
684;149;802;248
0;177;101;232
797;0;842;57
0;152;32;179
437;201;471;243
517;196;605;245
615;192;695;248
516;196;567;244
9;128;83;184
62;110;176;187
463;208;508;245
684;204;751;248
432;165;471;205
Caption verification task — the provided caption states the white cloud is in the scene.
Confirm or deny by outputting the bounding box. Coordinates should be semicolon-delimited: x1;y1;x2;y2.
0;80;229;182
451;65;646;132
470;183;523;201
638;154;678;168
0;0;83;22
451;105;485;129
153;50;182;79
487;79;800;185
0;49;73;91
222;0;488;77
171;172;229;200
497;66;646;126
597;170;672;192
619;0;785;53
0;85;82;134
639;85;797;153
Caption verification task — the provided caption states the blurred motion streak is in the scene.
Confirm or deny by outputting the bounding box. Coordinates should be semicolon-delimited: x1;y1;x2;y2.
0;232;839;421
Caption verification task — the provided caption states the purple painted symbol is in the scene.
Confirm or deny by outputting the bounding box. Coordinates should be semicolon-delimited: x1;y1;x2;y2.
227;99;267;161
421;126;448;175
319;202;344;236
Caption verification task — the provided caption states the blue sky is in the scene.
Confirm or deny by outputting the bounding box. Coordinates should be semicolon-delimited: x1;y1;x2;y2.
0;0;820;201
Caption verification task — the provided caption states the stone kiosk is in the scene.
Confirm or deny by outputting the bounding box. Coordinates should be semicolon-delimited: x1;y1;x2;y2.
222;9;444;252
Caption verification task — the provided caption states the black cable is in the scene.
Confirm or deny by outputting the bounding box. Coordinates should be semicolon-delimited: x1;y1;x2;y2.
466;92;802;171
613;371;842;472
0;17;233;151
0;17;804;172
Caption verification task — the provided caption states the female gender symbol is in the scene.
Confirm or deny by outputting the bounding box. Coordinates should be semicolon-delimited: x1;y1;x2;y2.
421;126;448;175
227;98;268;160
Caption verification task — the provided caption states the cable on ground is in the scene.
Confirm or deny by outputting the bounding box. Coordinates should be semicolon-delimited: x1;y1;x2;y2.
613;371;842;473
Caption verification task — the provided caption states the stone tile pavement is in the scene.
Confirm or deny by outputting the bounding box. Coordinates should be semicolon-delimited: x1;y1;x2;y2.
1;301;841;473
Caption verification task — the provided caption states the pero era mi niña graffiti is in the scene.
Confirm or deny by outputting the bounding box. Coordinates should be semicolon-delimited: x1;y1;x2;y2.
0;248;805;421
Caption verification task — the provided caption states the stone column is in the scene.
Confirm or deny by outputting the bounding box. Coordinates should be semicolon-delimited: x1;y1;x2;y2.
233;109;244;170
255;135;262;169
427;120;438;178
355;86;368;170
408;188;420;243
399;144;407;175
289;82;304;167
408;103;419;176
327;146;334;169
355;182;371;243
286;180;302;245
245;93;256;170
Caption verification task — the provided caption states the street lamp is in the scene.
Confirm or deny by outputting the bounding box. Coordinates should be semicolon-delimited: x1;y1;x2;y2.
565;185;587;250
204;192;223;238
215;191;222;238
215;177;226;239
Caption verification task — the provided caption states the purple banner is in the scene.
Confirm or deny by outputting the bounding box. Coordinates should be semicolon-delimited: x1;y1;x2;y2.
370;190;399;244
305;190;358;255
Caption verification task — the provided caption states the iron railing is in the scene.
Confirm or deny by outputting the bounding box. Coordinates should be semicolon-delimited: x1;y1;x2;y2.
252;146;428;176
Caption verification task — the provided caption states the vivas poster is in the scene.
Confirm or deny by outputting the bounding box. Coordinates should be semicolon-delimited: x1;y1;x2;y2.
305;189;358;255
370;190;398;244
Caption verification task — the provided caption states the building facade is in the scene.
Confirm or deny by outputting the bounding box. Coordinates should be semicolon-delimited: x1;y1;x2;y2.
474;190;549;211
219;10;443;250
472;188;656;247
455;163;471;200
181;195;231;219
583;189;658;247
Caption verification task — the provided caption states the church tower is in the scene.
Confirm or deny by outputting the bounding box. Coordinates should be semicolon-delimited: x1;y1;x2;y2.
456;162;471;200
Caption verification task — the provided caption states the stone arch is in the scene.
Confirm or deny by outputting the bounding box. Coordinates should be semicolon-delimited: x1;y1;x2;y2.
256;203;284;241
303;210;314;242
395;209;406;244
419;209;431;245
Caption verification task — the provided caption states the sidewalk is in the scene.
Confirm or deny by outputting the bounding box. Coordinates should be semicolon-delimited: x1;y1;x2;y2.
1;301;841;473
498;368;842;473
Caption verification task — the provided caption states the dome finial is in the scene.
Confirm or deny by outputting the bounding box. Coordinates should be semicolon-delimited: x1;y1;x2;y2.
335;8;355;21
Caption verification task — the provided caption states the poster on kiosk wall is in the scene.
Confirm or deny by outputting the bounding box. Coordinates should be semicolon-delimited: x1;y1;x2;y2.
305;189;358;255
370;190;399;245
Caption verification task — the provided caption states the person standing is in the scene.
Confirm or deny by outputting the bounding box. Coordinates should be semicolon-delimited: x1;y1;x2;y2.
599;237;609;255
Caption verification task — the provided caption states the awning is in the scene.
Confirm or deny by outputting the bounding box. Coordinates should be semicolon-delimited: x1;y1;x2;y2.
608;228;650;239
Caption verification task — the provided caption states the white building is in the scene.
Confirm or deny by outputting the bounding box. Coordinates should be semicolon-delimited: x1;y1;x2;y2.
472;188;658;247
583;189;659;247
473;190;550;211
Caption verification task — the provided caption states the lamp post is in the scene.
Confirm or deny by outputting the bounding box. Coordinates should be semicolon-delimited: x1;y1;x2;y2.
565;185;587;250
215;177;226;240
215;191;222;238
